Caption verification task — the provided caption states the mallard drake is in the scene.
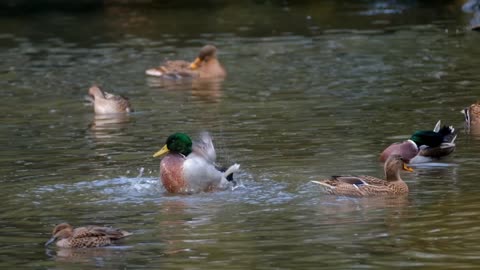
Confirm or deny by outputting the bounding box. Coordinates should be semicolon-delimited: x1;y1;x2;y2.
145;45;226;79
45;223;132;248
380;121;456;164
86;85;133;114
311;155;412;197
153;132;239;194
462;102;480;127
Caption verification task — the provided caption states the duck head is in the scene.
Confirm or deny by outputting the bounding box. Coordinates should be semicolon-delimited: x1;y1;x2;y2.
153;133;193;157
384;154;413;181
190;45;218;69
88;85;106;100
45;223;73;246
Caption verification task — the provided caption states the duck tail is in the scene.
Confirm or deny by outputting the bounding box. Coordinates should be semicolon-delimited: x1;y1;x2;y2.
433;120;441;132
437;125;456;143
310;180;335;193
121;230;133;237
145;68;164;77
223;164;240;181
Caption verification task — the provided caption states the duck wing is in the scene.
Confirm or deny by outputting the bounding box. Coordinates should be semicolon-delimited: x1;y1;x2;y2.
146;60;198;79
192;132;217;163
73;226;131;240
102;92;133;112
331;175;387;186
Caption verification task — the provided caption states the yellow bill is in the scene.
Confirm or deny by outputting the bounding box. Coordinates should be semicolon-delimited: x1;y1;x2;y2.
153;145;170;158
189;57;201;69
403;163;414;172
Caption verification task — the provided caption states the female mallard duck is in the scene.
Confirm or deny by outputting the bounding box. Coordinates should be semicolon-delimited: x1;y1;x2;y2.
87;85;133;114
153;132;240;194
45;223;132;248
311;155;412;197
462;102;480;127
380;121;456;164
145;45;226;79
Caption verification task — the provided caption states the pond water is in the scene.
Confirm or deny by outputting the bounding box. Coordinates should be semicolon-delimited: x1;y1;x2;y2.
1;0;480;269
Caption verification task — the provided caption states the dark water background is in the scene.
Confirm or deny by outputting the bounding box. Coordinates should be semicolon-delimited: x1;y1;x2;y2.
1;1;480;269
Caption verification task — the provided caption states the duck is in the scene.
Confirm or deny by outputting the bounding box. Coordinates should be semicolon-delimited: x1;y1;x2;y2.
153;132;240;194
311;155;412;197
45;223;132;248
145;45;226;79
86;85;133;114
462;102;480;127
379;120;456;164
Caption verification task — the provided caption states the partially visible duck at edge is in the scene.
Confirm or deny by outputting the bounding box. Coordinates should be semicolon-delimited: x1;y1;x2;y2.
45;223;132;248
311;155;413;197
153;132;239;194
462;101;480;131
146;45;226;79
86;85;133;114
380;120;456;164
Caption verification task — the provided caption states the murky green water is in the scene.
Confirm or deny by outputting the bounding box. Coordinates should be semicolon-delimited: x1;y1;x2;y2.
2;1;480;269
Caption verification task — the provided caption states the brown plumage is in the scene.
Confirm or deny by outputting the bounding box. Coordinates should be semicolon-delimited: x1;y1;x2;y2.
87;85;133;114
462;102;480;131
45;223;132;248
145;45;226;79
311;155;412;197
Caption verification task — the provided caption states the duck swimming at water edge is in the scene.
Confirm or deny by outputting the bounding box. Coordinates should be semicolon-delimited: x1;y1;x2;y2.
45;223;132;248
153;132;240;194
311;155;412;197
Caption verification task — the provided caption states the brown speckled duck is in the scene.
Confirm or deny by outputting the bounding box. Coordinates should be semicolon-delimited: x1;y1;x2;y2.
145;45;226;79
87;85;133;114
380;121;456;164
153;132;239;194
45;223;132;248
462;102;480;127
311;155;412;197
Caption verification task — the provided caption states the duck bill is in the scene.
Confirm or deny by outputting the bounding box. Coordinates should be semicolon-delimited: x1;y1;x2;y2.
403;163;414;172
153;145;170;158
45;237;56;247
189;58;201;69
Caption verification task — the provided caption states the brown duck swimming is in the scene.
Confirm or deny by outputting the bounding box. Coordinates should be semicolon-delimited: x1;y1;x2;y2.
380;120;456;164
146;45;226;79
311;155;412;197
462;102;480;128
87;85;133;114
45;223;132;248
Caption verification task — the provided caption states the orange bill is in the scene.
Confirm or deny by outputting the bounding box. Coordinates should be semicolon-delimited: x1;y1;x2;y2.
403;163;414;172
189;57;201;69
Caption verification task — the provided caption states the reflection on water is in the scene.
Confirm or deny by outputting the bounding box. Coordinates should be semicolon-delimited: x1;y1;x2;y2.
47;246;131;265
89;114;131;141
1;1;480;269
146;77;225;103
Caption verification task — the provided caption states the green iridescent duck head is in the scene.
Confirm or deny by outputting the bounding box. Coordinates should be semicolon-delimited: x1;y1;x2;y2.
153;133;193;157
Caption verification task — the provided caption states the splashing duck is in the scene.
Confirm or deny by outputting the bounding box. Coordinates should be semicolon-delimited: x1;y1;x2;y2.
153;132;240;194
